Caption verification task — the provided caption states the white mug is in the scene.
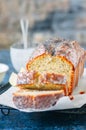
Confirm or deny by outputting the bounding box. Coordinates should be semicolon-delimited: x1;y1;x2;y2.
10;44;34;72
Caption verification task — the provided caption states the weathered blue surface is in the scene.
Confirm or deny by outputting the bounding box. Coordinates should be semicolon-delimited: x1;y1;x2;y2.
0;50;86;130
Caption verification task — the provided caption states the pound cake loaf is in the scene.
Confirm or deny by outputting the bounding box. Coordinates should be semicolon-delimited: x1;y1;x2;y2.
25;38;86;95
13;38;86;110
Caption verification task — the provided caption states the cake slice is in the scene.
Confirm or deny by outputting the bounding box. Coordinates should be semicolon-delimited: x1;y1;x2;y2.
17;71;68;95
13;89;64;109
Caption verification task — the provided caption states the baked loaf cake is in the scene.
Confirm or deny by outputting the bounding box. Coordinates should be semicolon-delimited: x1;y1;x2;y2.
18;38;86;95
13;38;86;110
13;89;64;109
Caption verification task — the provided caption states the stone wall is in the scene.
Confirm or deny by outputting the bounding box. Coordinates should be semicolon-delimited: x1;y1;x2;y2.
0;0;86;49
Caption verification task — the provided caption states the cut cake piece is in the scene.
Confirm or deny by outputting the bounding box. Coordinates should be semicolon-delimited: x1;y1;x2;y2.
17;71;68;95
13;89;64;109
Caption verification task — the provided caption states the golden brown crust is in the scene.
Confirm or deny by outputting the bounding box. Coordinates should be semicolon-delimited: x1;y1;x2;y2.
26;53;50;70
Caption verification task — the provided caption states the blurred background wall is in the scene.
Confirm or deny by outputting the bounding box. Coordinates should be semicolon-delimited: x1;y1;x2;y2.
0;0;86;49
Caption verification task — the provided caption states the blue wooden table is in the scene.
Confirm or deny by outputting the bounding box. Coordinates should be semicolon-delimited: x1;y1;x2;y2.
0;50;86;130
